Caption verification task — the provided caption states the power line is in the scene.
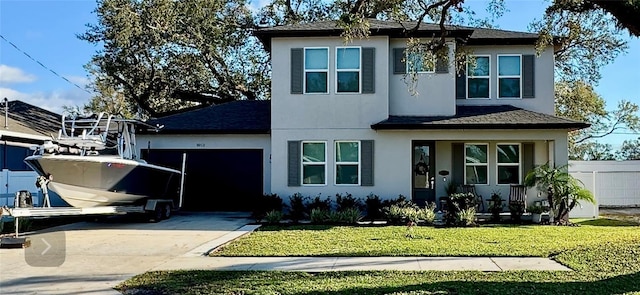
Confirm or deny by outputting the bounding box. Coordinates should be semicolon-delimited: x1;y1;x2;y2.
0;34;92;95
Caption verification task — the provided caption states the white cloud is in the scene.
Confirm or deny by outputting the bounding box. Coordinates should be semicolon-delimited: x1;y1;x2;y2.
0;86;92;115
0;64;37;83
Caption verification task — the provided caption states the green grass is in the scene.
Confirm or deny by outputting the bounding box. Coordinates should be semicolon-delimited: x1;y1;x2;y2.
210;221;640;257
116;218;640;295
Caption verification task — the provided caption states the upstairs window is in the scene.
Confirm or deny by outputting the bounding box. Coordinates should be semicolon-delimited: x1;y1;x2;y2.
335;141;360;185
302;141;326;185
304;48;329;93
406;49;435;73
465;143;488;185
336;47;361;93
467;56;490;98
498;55;522;98
497;143;521;184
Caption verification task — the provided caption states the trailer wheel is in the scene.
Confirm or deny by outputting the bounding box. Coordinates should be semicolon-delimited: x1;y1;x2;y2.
149;206;163;222
162;203;172;220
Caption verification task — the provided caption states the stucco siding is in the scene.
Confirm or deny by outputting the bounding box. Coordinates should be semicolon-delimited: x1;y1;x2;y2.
137;134;272;194
455;45;555;115
271;128;565;205
388;39;457;116
270;36;390;130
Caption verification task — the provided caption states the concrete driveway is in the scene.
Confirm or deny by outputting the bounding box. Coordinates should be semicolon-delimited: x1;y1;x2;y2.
0;211;252;295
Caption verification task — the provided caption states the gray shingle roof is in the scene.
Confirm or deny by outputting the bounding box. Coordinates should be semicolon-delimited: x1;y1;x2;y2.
147;100;270;134
0;100;61;142
371;105;590;130
254;19;541;46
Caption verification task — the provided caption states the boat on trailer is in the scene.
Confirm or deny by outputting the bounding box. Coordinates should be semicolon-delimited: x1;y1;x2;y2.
23;112;183;208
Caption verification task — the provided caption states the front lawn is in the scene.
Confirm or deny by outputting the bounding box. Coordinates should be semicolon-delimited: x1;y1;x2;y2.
210;219;640;257
116;218;640;295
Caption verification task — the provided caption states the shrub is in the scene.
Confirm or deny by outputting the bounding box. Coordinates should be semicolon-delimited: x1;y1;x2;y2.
339;207;363;224
335;192;362;211
364;193;384;221
307;194;331;213
509;202;525;223
310;208;330;224
251;193;283;222
264;210;283;225
384;204;407;225
287;193;308;223
418;202;437;225
445;192;477;226
457;208;476;226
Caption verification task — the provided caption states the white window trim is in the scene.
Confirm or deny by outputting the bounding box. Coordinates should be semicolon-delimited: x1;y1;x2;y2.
301;140;327;186
406;49;436;74
334;140;361;186
466;55;491;99
464;143;489;185
335;46;362;94
303;47;329;94
496;143;522;185
497;54;522;99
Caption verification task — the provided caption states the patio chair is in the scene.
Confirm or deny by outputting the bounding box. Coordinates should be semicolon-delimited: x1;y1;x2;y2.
508;184;527;211
460;184;484;213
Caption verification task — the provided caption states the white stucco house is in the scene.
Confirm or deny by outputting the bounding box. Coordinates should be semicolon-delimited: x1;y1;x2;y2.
139;19;589;212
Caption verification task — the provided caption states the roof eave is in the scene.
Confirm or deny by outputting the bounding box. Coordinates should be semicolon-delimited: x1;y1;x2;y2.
371;123;590;130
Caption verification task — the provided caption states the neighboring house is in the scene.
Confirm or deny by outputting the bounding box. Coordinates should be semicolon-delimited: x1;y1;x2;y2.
140;19;590;213
0;99;61;206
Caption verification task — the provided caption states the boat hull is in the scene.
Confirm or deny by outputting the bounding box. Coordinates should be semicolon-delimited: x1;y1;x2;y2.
24;155;182;208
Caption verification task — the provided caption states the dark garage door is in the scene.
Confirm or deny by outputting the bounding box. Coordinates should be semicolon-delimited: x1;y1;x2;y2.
142;149;263;212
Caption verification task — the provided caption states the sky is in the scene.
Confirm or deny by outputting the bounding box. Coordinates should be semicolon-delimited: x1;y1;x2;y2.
0;0;638;147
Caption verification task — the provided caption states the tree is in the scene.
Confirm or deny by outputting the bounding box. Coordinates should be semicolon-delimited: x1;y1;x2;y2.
80;0;269;118
620;138;640;160
555;80;640;160
548;0;640;37
524;162;595;225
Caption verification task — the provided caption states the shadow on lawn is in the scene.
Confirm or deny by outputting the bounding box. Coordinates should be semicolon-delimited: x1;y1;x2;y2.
575;218;639;227
122;270;640;295
293;272;640;295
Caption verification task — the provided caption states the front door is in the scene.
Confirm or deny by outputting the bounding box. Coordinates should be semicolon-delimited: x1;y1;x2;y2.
412;141;435;207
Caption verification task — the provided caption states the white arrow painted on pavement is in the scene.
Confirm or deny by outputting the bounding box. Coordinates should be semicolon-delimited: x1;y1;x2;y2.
41;238;51;255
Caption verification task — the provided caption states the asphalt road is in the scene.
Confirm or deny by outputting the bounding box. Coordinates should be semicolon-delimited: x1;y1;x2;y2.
0;211;252;295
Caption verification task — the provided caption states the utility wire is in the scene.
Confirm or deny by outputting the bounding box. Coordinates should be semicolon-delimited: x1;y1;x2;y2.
0;33;92;95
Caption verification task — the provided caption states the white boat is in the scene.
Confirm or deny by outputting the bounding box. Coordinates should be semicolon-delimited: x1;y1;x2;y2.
23;112;183;208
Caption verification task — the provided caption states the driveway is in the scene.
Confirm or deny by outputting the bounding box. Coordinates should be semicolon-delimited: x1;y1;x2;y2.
0;211;252;294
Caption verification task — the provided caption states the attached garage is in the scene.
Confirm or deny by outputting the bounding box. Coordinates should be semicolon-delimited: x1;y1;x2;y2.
137;100;271;212
142;149;263;211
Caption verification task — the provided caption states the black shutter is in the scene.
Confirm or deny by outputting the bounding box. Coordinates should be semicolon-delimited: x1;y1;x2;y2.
362;48;375;93
393;48;406;74
522;55;535;98
288;141;301;186
456;71;466;99
523;143;535;183
361;140;374;186
452;143;464;185
291;48;303;94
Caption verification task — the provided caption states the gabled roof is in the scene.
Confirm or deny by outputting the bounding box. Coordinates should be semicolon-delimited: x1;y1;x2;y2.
146;100;271;134
0;100;61;143
371;105;590;131
254;19;543;50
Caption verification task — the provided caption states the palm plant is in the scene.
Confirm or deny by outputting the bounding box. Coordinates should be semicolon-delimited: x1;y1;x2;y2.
524;162;595;225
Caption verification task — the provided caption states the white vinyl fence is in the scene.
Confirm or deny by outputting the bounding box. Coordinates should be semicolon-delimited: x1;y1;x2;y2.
569;160;640;208
0;169;41;207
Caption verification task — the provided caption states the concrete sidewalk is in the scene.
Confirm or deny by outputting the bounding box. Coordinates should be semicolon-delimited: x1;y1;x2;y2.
154;255;573;272
153;223;572;272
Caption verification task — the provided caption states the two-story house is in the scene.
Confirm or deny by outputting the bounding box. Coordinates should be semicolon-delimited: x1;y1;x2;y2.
140;19;589;212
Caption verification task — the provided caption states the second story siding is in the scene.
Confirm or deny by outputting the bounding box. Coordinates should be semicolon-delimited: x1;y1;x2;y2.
270;36;390;130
